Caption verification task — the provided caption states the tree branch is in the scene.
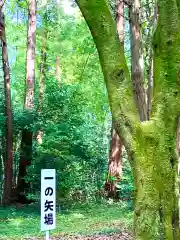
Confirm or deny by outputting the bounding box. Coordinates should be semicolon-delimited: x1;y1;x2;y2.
76;0;139;153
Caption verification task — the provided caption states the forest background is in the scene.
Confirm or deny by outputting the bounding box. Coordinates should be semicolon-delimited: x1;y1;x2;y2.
1;0;179;239
0;0;134;206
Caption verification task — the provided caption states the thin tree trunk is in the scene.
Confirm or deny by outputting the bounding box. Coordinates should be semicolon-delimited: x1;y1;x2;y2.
36;55;45;144
146;4;157;119
0;148;3;198
36;16;48;145
129;0;147;121
17;130;33;198
105;126;123;198
38;11;48;110
17;0;36;201
0;7;13;205
38;50;46;111
24;0;36;109
147;51;153;119
105;0;124;199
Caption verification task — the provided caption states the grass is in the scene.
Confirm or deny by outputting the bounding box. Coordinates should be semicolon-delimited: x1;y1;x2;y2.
0;201;133;239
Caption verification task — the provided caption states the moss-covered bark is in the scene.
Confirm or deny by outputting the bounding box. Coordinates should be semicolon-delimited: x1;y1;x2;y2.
134;0;180;235
133;120;180;239
76;0;180;239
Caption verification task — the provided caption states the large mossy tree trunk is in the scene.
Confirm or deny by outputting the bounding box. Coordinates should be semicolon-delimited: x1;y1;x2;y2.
133;124;179;239
76;0;180;239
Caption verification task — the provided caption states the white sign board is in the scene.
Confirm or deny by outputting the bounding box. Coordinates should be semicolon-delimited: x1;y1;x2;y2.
41;169;56;232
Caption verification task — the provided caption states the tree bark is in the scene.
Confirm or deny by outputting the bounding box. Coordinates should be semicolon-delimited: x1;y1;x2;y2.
147;49;153;119
0;7;13;205
76;0;180;238
133;131;179;239
38;10;48;110
24;0;36;110
17;130;33;197
36;48;46;145
105;0;124;199
39;46;46;111
36;12;48;145
105;126;123;198
129;0;147;121
145;3;157;120
116;0;124;44
17;0;36;201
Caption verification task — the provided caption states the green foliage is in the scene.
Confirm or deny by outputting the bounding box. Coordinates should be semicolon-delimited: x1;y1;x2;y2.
0;0;134;208
1;2;113;203
26;80;109;202
0;203;132;239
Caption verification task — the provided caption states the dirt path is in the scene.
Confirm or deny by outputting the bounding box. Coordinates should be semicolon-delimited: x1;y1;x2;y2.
26;232;133;240
64;233;133;240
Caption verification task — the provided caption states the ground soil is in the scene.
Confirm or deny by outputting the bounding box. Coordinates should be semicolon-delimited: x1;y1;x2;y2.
25;232;133;240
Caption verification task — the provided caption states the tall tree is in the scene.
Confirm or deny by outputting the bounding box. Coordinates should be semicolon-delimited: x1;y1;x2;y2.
17;0;36;201
0;0;13;205
76;0;180;238
142;1;157;119
105;0;124;199
39;34;47;111
105;126;123;198
129;0;147;121
36;10;48;145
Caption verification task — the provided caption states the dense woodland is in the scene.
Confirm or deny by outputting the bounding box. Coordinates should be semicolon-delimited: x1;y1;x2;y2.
0;0;180;239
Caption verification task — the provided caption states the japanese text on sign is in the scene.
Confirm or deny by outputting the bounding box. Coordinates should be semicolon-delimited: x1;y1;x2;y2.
41;169;56;231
